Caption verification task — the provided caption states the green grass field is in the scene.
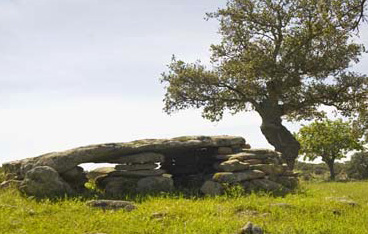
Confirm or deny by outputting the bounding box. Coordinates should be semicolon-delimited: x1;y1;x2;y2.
1;172;368;234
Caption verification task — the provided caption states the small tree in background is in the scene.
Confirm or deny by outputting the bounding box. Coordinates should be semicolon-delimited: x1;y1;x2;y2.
296;119;363;180
346;151;368;179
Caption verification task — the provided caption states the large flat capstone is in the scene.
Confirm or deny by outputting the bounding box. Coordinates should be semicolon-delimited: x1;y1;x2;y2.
2;135;245;178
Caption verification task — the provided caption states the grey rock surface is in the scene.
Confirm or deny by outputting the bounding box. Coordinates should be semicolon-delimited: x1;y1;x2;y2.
239;222;264;234
19;166;73;197
136;176;174;192
200;180;224;196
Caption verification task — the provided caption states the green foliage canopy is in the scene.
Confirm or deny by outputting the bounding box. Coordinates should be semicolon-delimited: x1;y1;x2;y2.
296;119;363;179
161;0;368;168
162;0;367;122
297;119;362;161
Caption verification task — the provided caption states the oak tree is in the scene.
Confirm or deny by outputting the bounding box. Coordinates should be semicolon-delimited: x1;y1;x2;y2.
161;0;368;169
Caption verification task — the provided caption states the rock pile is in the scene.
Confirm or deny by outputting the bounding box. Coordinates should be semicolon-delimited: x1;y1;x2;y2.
95;152;174;196
200;148;298;195
1;135;298;198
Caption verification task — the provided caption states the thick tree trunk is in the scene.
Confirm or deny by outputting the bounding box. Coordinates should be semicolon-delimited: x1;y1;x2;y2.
257;107;300;170
325;159;336;181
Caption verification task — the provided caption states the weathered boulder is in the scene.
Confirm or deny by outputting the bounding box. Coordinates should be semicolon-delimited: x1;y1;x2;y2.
267;175;298;189
60;166;88;191
239;222;264;234
115;163;158;171
200;180;224;196
212;170;265;183
250;179;288;193
214;159;250;172
19;166;73;197
104;178;138;196
136;176;174;193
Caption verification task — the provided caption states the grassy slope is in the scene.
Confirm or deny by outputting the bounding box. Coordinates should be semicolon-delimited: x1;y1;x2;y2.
0;180;367;234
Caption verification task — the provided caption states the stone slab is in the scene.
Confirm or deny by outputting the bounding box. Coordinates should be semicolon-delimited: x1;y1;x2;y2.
2;135;246;177
108;169;166;178
212;170;265;183
115;163;158;171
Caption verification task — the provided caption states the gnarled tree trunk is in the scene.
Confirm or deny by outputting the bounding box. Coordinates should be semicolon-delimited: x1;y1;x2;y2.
257;104;300;170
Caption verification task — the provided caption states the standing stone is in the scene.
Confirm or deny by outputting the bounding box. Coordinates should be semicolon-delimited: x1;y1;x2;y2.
200;180;224;196
19;166;73;197
136;176;174;193
60;166;88;191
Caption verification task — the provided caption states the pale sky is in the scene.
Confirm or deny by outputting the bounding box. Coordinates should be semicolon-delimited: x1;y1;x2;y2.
0;0;367;166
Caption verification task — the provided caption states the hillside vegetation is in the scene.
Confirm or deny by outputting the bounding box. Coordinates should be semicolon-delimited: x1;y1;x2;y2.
1;169;367;234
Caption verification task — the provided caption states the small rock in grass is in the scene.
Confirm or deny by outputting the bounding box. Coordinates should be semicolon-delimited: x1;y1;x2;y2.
326;197;359;207
239;222;264;234
86;200;136;211
332;209;342;216
151;212;167;219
